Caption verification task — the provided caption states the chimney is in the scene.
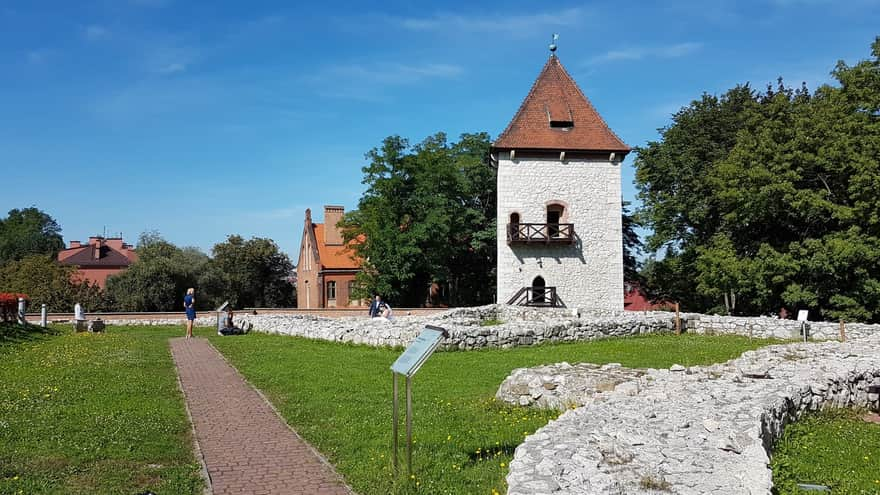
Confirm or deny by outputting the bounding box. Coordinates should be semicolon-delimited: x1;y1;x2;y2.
91;237;103;260
69;240;81;248
323;205;345;246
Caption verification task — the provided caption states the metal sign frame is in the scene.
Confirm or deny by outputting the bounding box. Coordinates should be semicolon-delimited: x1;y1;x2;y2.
797;310;809;342
391;325;448;475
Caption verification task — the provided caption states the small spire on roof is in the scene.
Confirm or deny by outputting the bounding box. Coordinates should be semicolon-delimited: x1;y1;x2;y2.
549;33;559;56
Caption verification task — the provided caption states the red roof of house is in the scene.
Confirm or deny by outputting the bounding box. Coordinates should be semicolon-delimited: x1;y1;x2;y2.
58;240;137;267
494;55;630;153
314;224;362;270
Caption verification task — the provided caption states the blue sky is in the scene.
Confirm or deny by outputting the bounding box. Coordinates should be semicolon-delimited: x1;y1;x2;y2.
2;0;878;261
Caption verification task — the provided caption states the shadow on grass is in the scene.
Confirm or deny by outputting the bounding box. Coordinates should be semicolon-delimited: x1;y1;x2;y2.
0;322;61;352
464;443;518;466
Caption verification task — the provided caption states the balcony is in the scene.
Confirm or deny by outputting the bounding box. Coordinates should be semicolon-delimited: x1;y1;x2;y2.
507;223;574;245
506;286;562;307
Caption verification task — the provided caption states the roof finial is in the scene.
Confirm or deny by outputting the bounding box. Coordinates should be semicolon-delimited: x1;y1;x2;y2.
549;33;559;55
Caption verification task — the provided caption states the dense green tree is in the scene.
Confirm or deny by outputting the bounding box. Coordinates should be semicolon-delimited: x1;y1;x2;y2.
202;235;295;309
636;37;880;321
0;208;64;265
341;132;496;306
0;255;105;312
105;232;209;311
622;201;643;283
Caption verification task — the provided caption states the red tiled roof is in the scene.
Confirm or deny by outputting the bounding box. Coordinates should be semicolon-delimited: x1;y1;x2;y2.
314;224;362;270
494;55;630;152
58;245;136;267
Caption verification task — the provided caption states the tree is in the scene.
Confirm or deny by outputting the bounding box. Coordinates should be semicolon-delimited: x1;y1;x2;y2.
341;132;496;307
635;37;880;321
105;232;209;311
622;201;643;283
0;208;64;265
202;235;295;309
0;254;105;312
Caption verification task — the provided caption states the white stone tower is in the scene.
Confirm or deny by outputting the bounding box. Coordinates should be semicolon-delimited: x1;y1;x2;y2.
493;51;630;311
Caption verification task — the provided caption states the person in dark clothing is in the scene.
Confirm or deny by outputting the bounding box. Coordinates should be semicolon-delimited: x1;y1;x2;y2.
218;309;249;336
368;294;385;318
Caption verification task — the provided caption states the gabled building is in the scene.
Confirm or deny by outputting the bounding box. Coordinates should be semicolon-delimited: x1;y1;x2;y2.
493;47;630;310
57;236;138;288
296;206;365;309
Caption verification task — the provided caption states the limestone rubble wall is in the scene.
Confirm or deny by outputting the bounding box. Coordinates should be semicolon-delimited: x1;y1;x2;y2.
233;305;880;349
505;335;880;494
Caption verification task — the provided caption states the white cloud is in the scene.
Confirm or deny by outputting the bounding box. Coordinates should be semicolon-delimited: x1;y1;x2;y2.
158;62;186;74
590;42;703;64
317;63;463;85
392;7;585;34
26;49;50;65
130;0;170;7
304;62;464;100
84;24;110;41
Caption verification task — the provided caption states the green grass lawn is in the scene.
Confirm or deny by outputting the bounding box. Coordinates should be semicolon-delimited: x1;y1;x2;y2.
0;323;204;495
771;409;880;494
205;330;777;495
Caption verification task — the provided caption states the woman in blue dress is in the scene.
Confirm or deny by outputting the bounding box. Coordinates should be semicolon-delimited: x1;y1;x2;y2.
183;288;196;338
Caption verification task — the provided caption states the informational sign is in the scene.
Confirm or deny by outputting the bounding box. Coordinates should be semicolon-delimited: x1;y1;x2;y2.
797;310;809;322
391;325;447;377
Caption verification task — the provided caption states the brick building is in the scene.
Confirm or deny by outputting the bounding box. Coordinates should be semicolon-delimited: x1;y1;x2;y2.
57;236;138;288
296;206;365;309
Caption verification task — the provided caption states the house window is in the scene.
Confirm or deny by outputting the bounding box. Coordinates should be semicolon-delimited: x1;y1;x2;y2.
327;281;337;301
348;281;356;306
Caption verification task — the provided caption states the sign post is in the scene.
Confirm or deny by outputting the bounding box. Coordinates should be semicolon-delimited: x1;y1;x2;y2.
390;325;448;475
797;310;809;342
216;301;229;333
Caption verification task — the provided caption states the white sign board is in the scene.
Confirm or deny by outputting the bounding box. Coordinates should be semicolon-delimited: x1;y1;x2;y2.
797;310;809;322
391;325;447;377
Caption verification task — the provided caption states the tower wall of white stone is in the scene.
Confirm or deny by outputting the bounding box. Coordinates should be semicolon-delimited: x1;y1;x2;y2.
496;154;623;311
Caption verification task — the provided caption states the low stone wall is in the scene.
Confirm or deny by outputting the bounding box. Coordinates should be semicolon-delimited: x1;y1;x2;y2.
236;305;880;350
78;317;216;327
505;335;880;494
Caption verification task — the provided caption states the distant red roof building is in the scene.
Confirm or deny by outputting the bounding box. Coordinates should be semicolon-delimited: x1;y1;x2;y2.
493;55;630;153
57;236;137;288
623;282;672;311
296;206;365;308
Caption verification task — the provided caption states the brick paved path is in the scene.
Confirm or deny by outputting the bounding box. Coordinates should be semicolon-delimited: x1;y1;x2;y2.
170;338;353;495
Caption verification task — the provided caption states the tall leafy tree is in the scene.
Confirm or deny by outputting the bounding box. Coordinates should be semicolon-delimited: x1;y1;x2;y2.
636;37;880;321
622;201;643;283
202;235;294;309
0;207;64;265
341;132;496;306
105;232;209;311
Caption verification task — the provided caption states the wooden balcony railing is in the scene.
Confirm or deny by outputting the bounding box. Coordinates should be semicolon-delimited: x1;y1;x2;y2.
507;223;574;245
506;286;562;307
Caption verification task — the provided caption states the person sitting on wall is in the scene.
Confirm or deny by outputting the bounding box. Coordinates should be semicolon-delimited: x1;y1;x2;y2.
380;302;393;320
369;294;384;318
218;309;249;336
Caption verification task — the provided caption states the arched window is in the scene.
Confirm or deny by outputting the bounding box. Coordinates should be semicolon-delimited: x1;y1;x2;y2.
531;276;546;304
547;204;564;238
509;212;521;240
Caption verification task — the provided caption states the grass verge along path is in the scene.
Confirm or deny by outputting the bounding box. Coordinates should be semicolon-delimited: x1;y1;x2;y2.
0;325;204;495
771;409;880;494
207;331;776;495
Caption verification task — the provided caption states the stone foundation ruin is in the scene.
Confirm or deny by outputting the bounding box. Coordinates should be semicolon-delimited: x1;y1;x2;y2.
503;336;880;494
